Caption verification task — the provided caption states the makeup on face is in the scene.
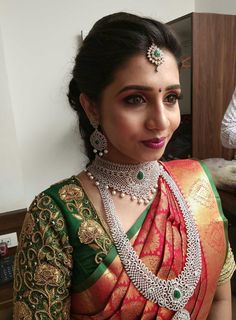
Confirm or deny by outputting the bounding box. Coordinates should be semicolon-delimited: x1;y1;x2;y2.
141;137;166;149
98;53;181;164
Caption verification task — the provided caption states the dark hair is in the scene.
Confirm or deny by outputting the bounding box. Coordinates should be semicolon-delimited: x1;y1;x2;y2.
68;12;182;161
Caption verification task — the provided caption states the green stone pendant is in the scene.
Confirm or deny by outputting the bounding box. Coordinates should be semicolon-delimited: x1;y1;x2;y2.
137;171;144;180
173;288;182;300
154;48;161;57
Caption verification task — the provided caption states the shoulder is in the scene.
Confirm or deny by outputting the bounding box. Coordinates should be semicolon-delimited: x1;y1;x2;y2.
163;158;199;168
162;159;206;176
28;175;86;216
43;175;84;202
24;175;88;247
162;159;225;217
162;159;219;200
163;158;213;178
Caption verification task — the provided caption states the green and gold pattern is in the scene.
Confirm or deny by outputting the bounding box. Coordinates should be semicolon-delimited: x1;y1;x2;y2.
58;183;112;264
13;193;73;319
13;178;114;319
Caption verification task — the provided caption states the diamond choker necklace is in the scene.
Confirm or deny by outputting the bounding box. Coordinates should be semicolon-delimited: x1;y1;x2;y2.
86;156;160;204
86;156;202;319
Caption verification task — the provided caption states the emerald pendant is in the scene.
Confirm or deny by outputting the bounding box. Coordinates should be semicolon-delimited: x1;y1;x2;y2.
173;288;182;300
154;49;161;57
137;171;144;180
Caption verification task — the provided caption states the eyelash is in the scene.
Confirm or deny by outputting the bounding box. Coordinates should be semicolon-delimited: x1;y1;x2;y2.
124;94;146;105
164;92;183;105
123;92;183;106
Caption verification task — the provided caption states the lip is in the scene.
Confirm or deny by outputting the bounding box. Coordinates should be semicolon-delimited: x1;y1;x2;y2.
141;137;166;149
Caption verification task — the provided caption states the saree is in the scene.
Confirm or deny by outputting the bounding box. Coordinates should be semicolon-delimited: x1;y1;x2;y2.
13;159;230;320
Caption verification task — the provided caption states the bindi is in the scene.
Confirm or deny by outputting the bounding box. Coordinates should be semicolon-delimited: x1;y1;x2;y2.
159;88;162;92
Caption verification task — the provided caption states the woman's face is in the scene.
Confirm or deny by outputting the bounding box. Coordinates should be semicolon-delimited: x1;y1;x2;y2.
98;50;181;164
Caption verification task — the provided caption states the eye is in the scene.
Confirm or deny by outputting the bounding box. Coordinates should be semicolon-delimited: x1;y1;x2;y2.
164;92;182;105
124;94;146;105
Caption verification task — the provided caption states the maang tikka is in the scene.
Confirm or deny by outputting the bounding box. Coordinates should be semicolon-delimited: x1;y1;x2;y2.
90;121;108;157
147;43;164;72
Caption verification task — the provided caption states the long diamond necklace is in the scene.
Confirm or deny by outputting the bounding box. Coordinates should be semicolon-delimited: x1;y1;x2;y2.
86;157;202;320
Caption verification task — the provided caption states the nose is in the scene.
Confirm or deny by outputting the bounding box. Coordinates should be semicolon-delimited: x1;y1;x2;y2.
145;102;170;131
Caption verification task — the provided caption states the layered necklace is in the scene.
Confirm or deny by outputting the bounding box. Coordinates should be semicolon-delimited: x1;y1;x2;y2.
86;156;202;320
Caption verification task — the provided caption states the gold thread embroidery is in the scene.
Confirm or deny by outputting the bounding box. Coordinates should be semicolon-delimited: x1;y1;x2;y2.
78;220;104;244
62;298;71;318
34;263;62;286
188;178;215;208
59;184;84;202
14;301;32;320
59;183;112;264
13;194;73;320
21;213;35;239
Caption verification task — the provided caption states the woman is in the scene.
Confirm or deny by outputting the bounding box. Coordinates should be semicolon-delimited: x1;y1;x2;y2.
13;12;235;320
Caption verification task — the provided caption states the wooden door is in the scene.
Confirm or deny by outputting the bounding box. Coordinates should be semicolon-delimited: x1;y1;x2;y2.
192;12;236;159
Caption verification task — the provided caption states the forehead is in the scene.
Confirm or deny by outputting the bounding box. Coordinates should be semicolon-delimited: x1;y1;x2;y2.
106;50;180;92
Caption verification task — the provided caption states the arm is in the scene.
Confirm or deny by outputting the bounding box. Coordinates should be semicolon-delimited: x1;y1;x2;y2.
207;281;232;320
221;87;236;148
13;193;73;319
208;244;236;320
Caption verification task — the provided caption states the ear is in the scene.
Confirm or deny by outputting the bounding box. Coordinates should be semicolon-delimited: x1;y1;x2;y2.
79;93;99;124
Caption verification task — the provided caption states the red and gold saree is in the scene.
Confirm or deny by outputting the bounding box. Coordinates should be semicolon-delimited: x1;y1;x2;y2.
13;160;232;320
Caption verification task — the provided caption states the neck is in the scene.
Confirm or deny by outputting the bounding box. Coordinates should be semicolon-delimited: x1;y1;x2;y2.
86;156;160;205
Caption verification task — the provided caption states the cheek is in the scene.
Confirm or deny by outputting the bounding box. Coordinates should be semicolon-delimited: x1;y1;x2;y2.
102;111;139;137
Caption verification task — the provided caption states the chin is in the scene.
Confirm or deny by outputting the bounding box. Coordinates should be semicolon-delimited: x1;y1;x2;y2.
136;154;163;163
144;151;165;162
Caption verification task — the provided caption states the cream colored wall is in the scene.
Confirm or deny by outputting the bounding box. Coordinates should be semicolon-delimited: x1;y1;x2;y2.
0;27;25;211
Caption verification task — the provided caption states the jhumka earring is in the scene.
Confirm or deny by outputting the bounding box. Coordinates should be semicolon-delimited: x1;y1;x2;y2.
147;44;164;72
90;122;108;157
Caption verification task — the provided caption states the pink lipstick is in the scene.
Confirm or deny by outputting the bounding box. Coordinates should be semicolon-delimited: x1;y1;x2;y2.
142;137;166;149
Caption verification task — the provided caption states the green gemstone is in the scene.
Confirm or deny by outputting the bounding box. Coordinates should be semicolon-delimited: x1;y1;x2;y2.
154;49;161;57
173;289;181;299
137;171;144;180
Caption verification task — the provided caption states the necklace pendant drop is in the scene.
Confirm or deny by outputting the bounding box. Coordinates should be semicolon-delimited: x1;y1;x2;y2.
172;309;190;320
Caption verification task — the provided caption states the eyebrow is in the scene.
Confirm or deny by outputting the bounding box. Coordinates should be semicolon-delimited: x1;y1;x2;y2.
166;84;181;90
117;84;181;95
117;85;153;94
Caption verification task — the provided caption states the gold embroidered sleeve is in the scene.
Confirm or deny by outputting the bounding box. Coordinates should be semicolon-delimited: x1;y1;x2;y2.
13;193;73;319
218;243;236;286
